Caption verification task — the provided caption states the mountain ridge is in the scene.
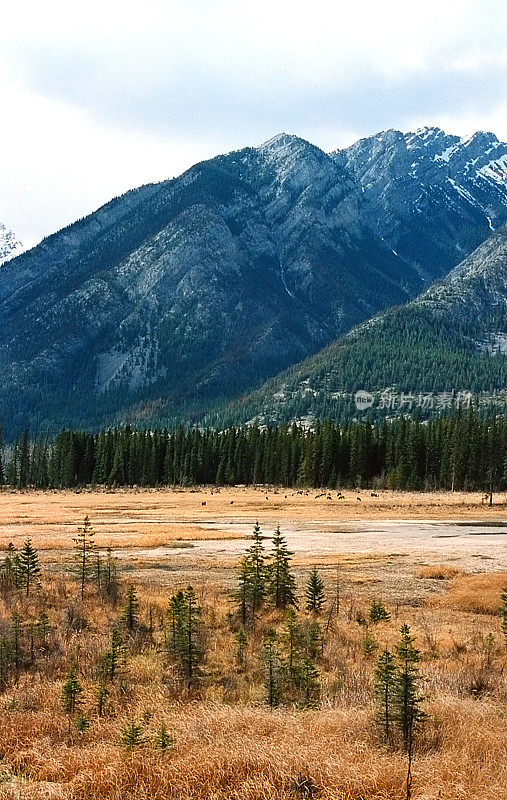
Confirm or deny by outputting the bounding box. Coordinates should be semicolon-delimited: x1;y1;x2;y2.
211;225;507;428
1;126;506;435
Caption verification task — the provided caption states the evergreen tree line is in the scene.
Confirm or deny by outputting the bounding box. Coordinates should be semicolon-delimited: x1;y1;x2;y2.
2;411;506;491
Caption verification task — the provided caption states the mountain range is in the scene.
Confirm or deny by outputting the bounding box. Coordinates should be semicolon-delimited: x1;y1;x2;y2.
0;126;506;435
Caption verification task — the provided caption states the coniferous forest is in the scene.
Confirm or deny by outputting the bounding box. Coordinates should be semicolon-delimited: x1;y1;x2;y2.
3;412;506;491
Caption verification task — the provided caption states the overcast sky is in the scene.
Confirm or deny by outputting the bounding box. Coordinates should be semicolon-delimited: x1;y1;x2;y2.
1;0;506;247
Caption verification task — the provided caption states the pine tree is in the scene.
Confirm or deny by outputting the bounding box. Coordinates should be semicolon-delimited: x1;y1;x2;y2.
267;527;297;610
302;619;323;660
10;613;23;679
235;556;253;626
374;647;397;742
102;547;120;602
500;585;507;641
305;567;325;614
73;516;95;600
245;522;266;616
122;585;140;632
156;723;174;750
394;625;425;750
100;629;125;681
180;585;204;689
62;667;83;724
120;719;145;749
75;715;90;734
36;613;52;651
168;591;186;654
95;679;110;717
297;658;320;707
0;543;20;594
282;610;301;676
235;523;267;625
235;627;247;669
261;630;280;708
369;601;391;624
17;538;40;597
0;637;10;692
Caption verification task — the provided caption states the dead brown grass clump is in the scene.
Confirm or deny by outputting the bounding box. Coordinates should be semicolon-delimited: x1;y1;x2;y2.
416;564;466;580
429;571;507;615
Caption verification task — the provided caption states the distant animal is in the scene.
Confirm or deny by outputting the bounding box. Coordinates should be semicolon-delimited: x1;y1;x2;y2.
370;492;378;497
230;500;234;504
201;501;206;506
356;497;362;502
265;496;269;500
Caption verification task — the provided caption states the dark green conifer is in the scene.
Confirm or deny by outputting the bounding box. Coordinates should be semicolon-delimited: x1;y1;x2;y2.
369;601;391;624
501;585;507;641
180;585;204;689
73;516;95;600
374;647;397;742
261;630;280;708
394;625;425;750
235;627;247;668
156;723;174;750
17;538;40;597
267;527;297;610
62;667;83;724
305;567;325;614
122;585;140;632
120;719;145;749
10;613;23;679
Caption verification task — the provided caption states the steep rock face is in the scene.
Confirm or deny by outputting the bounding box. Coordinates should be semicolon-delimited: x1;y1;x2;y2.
335;126;507;280
215;226;507;426
0;135;412;433
0;223;23;265
1;127;506;434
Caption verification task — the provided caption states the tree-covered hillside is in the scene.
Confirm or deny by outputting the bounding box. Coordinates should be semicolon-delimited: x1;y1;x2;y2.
209;227;507;427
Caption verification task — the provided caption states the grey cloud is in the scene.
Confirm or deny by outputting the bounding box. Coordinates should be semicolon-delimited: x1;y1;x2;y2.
10;47;507;150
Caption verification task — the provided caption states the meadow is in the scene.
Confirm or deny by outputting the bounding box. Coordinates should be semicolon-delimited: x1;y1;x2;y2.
0;488;506;799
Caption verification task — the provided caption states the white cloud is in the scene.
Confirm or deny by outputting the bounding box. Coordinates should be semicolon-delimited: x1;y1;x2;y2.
0;0;506;244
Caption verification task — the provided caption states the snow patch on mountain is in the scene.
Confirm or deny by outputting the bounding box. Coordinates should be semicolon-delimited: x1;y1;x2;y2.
0;223;23;265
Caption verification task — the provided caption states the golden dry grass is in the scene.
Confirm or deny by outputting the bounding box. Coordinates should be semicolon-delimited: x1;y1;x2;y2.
0;490;506;799
415;564;466;580
429;571;507;614
0;565;506;799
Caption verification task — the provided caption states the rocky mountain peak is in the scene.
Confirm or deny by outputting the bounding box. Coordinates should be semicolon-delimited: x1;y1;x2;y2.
0;223;23;266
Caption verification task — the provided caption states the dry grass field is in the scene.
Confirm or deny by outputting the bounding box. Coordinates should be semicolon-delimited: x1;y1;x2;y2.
0;488;506;799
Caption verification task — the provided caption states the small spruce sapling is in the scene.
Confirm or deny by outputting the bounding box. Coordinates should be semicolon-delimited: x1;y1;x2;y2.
62;667;83;733
73;516;95;601
305;567;325;614
156;723;174;750
262;630;280;708
120;719;145;749
374;647;397;742
369;601;391;624
500;585;507;641
17;539;41;597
